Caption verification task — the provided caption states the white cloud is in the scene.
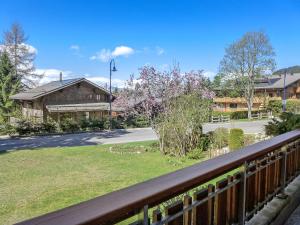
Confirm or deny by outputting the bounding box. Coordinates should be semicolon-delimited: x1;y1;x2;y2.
112;46;134;57
33;69;128;88
34;69;73;85
0;43;37;54
203;71;216;80
156;46;165;55
90;45;134;62
90;49;112;62
86;76;127;88
70;45;80;50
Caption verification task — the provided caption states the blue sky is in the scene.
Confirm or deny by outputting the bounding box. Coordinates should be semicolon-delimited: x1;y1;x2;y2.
1;0;300;87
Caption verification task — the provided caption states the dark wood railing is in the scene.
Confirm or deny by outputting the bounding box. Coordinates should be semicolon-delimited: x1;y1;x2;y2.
16;130;300;225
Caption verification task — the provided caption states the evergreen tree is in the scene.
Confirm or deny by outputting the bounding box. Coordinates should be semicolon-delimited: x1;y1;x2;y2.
3;23;41;88
0;51;21;122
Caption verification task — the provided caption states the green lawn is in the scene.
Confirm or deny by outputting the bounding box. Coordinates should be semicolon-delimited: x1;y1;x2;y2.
0;141;205;225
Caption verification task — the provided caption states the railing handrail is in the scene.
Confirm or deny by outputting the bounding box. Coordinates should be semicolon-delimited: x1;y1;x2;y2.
16;129;300;225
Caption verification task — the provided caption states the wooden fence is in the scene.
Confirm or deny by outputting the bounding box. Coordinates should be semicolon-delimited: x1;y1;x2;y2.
211;115;230;123
211;111;272;123
16;130;300;225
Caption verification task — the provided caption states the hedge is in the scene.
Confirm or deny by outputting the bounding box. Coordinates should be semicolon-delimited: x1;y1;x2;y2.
267;99;300;114
229;128;244;150
212;110;261;120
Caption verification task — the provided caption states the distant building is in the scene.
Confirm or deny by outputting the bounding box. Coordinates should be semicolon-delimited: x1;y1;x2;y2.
10;77;122;122
213;73;300;112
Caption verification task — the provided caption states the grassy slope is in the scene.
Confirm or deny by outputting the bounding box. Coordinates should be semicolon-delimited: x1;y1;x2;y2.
0;141;202;224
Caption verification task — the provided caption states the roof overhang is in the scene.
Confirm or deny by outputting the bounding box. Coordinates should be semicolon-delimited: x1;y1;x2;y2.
10;78;111;101
46;103;123;113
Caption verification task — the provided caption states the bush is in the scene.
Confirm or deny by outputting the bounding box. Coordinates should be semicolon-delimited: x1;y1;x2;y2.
15;119;33;135
244;134;255;146
60;118;80;133
286;99;300;113
124;115;150;128
40;119;58;133
155;95;211;156
267;100;282;114
89;119;104;130
211;111;232;117
265;112;300;136
187;148;203;159
230;111;248;120
212;127;229;149
0;123;16;135
197;134;212;152
187;135;212;159
229;128;244;150
80;119;91;130
103;117;124;129
267;99;300;115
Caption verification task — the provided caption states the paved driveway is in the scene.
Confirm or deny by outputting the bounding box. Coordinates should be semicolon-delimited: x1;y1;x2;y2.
0;120;270;152
203;119;270;134
0;128;157;152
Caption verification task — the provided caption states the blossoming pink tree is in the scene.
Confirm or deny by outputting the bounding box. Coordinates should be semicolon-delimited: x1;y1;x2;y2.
114;65;215;155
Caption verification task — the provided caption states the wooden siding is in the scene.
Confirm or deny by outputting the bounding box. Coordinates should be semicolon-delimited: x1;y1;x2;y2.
20;80;111;122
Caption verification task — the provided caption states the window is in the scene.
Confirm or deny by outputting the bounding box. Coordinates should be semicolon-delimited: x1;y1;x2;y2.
229;103;238;108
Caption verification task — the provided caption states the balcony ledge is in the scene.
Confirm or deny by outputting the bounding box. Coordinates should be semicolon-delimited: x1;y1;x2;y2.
248;175;300;225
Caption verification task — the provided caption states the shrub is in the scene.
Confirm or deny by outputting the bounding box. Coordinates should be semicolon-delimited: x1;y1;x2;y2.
103;118;124;129
89;119;104;130
197;134;212;152
286;99;300;113
80;119;91;130
155;95;211;156
15;119;33;135
0;123;16;135
265;112;300;136
40;119;58;133
211;111;232;117
60;118;80;133
124;115;150;128
212;127;229;149
244;134;255;146
187;148;203;159
267;100;282;114
230;111;248;120
187;135;212;159
229;128;244;150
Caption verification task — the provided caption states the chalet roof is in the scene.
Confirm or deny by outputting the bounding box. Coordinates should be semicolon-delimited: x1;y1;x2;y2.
255;73;300;90
10;78;110;100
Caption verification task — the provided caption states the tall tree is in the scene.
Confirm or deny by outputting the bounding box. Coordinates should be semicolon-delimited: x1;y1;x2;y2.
0;51;21;122
2;23;41;88
219;31;275;118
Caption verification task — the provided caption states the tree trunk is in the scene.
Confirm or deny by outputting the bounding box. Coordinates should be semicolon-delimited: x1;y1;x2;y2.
247;102;252;119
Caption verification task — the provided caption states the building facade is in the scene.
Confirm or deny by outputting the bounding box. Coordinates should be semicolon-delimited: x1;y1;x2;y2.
11;78;121;122
213;73;300;112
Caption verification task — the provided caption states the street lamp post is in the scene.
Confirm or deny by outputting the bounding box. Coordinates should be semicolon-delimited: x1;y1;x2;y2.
109;59;117;130
282;70;287;112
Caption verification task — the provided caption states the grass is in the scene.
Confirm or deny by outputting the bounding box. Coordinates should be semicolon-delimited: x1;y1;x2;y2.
0;141;206;225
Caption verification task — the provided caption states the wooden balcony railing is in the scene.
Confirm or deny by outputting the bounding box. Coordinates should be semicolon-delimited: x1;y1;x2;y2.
16;130;300;225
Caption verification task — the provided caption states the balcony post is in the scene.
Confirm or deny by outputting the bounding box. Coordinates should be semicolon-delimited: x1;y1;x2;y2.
278;148;288;198
143;205;149;225
238;162;247;224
